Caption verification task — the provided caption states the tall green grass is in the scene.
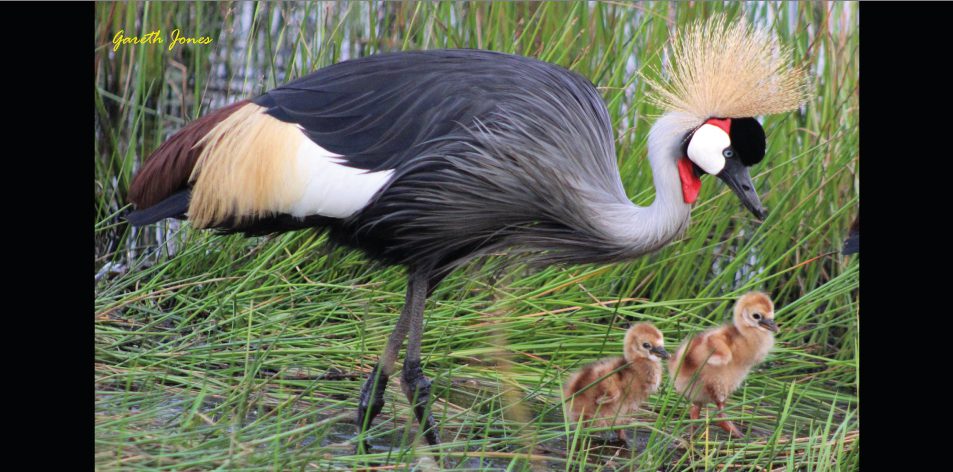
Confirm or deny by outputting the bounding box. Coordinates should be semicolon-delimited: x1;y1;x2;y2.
95;1;858;470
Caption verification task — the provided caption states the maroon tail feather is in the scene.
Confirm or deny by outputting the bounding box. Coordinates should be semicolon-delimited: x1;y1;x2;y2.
128;99;251;211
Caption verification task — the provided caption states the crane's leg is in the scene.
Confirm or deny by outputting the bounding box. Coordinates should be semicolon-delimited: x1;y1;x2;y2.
355;271;425;449
715;401;744;438
400;270;440;446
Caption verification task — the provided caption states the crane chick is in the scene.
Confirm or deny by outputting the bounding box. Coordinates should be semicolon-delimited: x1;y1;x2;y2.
564;322;669;444
669;291;778;438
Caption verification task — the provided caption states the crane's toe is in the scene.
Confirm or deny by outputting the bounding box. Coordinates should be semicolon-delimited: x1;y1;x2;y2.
715;402;745;439
717;419;745;439
401;360;440;447
356;365;390;450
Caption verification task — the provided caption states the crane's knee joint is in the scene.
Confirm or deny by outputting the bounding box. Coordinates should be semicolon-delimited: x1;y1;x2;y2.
400;359;431;401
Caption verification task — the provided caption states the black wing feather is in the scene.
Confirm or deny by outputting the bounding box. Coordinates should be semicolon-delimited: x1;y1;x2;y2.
246;50;621;273
125;190;190;226
253;50;552;171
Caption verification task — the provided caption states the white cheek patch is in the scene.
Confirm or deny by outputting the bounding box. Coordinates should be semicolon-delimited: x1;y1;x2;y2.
687;124;730;175
288;132;394;218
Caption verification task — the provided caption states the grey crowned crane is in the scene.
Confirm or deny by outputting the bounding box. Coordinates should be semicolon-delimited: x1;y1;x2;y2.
126;16;807;448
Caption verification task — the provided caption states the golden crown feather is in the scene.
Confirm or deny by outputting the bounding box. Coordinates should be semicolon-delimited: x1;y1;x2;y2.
644;15;811;126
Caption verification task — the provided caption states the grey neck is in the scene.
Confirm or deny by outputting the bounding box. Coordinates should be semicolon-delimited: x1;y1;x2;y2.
598;113;695;258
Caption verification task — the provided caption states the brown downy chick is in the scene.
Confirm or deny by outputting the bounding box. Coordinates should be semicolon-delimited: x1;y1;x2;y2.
564;322;669;444
668;291;778;438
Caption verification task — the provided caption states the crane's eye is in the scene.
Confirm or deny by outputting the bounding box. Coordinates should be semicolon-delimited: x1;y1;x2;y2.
723;147;735;159
642;342;651;349
752;313;762;320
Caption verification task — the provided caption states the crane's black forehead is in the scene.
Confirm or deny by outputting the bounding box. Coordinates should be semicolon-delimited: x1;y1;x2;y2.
730;117;766;167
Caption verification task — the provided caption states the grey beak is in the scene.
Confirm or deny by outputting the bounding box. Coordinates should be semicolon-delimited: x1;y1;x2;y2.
758;318;779;333
650;345;670;359
717;158;766;221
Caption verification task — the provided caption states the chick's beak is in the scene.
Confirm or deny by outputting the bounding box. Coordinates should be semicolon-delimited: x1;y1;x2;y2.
758;318;779;332
650;345;670;359
717;158;766;221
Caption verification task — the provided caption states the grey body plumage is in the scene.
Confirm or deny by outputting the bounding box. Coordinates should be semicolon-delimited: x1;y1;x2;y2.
250;50;690;279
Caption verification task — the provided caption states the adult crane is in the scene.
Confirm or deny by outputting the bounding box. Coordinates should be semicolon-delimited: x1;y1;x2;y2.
126;16;807;447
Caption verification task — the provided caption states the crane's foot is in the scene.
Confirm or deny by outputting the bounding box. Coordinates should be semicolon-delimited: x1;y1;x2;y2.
356;365;389;451
716;419;744;439
401;359;440;447
715;402;744;439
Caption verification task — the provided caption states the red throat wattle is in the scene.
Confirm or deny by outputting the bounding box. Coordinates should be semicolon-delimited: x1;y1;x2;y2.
678;158;701;204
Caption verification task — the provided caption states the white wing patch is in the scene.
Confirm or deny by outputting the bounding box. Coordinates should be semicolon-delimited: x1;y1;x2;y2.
289;131;394;218
706;354;728;366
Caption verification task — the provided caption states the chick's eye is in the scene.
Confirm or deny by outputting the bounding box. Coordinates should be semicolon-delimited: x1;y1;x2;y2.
723;147;735;158
642;343;651;349
752;313;762;320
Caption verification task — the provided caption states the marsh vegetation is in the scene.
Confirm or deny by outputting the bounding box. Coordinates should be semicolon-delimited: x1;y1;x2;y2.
95;2;858;470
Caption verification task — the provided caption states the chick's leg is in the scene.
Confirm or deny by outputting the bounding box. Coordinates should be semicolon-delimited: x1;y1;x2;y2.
614;427;630;448
688;404;701;436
